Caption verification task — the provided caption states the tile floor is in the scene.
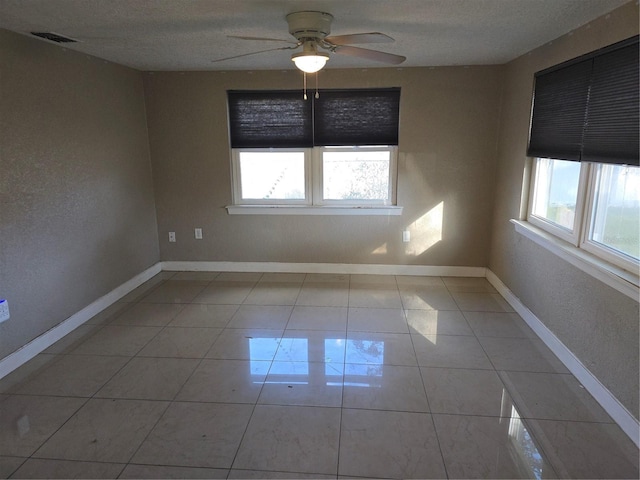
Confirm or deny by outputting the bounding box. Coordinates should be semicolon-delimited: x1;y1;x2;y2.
0;272;638;479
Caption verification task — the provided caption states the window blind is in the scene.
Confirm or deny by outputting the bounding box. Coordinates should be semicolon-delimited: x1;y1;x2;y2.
227;88;401;148
313;88;400;146
228;90;313;148
527;35;639;166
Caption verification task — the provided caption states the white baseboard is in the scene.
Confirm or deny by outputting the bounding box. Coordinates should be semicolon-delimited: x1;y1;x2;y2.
486;269;640;448
0;263;162;380
161;261;487;278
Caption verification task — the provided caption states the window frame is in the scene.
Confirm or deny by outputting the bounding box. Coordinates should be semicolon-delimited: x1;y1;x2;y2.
527;157;639;275
231;145;398;208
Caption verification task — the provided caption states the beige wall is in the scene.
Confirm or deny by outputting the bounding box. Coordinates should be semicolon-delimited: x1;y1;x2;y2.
489;1;639;417
0;30;159;358
144;66;503;266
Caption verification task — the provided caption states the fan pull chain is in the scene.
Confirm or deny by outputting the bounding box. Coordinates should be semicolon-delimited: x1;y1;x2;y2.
315;72;319;99
303;72;307;100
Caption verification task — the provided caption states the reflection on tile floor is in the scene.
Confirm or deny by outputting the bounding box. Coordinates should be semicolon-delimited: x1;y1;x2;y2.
0;272;637;479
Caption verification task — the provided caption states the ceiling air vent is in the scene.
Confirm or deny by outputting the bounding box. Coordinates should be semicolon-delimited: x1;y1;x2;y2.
30;32;77;43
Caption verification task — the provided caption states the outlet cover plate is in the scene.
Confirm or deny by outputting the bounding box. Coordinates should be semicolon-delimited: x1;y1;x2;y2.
0;299;10;323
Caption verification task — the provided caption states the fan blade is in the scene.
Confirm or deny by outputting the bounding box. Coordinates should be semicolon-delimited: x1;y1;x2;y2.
326;32;394;45
227;35;297;44
211;45;297;63
334;45;406;65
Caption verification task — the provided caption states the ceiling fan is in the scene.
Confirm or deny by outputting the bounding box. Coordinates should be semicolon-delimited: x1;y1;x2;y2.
213;11;406;72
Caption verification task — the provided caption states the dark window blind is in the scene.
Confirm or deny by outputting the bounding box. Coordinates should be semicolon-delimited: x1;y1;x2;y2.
313;88;400;146
582;42;639;165
527;60;592;161
527;35;639;166
228;90;313;148
228;88;400;148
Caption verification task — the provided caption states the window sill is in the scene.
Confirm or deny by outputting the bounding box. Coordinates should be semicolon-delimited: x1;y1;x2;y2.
226;205;404;216
511;219;639;301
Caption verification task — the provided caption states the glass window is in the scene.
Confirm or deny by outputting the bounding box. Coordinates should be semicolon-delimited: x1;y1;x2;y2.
321;147;393;204
587;164;640;262
232;146;397;207
528;157;640;274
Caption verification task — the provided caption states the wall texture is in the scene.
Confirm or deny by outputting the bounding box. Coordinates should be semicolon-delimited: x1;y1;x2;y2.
0;30;159;359
489;1;639;418
144;66;503;266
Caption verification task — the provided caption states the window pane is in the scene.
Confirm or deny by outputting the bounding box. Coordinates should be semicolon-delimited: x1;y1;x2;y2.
531;158;581;230
323;150;390;201
589;164;640;260
239;151;305;200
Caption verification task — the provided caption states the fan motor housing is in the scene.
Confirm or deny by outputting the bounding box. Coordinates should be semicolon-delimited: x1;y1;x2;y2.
286;11;333;40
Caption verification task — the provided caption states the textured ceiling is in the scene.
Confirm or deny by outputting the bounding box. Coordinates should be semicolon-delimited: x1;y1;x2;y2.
0;0;631;71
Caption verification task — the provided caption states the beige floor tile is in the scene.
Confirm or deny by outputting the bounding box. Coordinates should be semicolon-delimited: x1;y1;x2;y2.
395;275;445;287
442;276;497;292
452;291;514;312
140;280;208;304
11;458;125;479
84;302;134;325
500;370;612;422
34;398;168;463
137;326;221;358
192;282;255;304
242;283;301;305
233;405;340;475
132;402;253;469
412;334;494;369
343;364;429;412
168;303;238;328
349;286;403;309
345;332;417;366
275;330;346;363
120;464;228;479
0;355;58;394
286;306;348;331
70;325;161;356
463;311;534;338
0;396;85;457
421;367;509;416
170;271;220;281
227;305;293;329
478;337;569;373
0;456;25;479
229;470;335;479
258;361;343;407
406;309;473;336
176;359;268;403
296;283;349;307
347;307;409;333
96;357;199;400
303;273;349;284
13;354;129;397
399;286;459;310
43;324;103;354
258;272;307;283
339;409;446;479
214;272;262;282
350;274;397;286
108;303;185;327
527;419;639;479
205;328;283;360
433;413;556;479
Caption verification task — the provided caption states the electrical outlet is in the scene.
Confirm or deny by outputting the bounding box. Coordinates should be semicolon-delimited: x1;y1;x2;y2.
195;228;203;239
168;232;176;243
0;299;9;323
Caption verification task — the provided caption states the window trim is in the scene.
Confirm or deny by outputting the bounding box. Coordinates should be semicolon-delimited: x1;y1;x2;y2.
230;145;398;210
526;157;639;278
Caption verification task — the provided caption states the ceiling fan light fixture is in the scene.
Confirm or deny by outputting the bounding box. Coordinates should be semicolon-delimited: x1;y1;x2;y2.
291;51;329;73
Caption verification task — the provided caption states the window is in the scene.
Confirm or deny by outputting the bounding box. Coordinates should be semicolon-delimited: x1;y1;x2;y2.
525;36;639;280
529;159;639;273
227;88;400;212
